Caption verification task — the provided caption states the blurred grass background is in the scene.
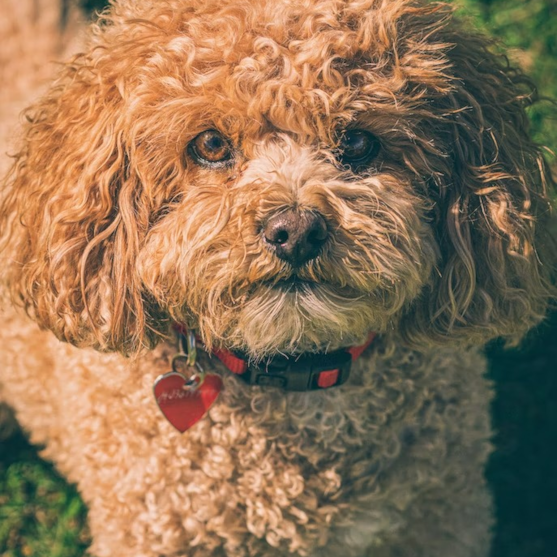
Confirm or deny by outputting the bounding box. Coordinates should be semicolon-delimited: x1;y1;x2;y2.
1;0;556;555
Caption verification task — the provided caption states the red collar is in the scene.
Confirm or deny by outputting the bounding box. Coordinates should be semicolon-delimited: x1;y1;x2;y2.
174;324;376;391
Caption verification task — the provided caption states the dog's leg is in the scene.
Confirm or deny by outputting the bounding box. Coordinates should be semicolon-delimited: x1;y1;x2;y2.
367;483;493;557
322;447;494;557
364;388;494;556
316;348;496;557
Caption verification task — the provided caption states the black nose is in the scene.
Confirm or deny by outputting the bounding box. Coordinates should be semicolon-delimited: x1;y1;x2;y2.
263;210;328;266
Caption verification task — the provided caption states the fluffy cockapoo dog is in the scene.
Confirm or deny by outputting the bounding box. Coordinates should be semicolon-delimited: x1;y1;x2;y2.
0;0;555;556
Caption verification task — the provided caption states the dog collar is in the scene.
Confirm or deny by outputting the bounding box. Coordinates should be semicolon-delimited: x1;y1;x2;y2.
174;324;376;392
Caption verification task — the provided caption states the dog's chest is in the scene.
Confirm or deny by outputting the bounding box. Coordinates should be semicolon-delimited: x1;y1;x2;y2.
126;346;410;554
139;342;427;495
1;328;489;556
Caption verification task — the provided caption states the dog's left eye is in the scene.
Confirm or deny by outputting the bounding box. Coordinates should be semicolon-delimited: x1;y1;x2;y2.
338;130;381;169
189;130;233;166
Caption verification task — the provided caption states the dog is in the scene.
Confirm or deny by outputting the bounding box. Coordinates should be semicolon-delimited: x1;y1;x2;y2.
0;0;555;555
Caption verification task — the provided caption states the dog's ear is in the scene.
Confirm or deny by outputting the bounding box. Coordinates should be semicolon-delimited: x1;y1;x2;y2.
0;49;160;354
403;19;556;346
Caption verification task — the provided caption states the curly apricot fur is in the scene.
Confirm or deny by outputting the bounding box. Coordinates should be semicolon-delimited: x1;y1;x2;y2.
0;1;555;556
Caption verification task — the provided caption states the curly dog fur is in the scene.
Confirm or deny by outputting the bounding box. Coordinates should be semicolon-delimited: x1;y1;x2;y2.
0;0;555;555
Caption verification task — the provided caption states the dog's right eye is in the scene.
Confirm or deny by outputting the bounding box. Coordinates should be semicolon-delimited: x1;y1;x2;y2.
338;129;381;170
188;130;233;167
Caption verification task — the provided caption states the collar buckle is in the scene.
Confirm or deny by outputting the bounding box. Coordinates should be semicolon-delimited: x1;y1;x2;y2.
239;349;352;391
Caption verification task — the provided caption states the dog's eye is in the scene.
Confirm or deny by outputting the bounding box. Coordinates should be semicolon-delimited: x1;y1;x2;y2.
189;130;233;166
338;130;381;169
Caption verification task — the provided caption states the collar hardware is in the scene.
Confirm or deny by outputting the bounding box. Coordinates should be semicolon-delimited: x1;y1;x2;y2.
236;348;353;391
174;324;375;392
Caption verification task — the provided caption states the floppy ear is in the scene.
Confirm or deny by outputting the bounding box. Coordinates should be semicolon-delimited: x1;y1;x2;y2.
0;45;159;354
403;19;556;346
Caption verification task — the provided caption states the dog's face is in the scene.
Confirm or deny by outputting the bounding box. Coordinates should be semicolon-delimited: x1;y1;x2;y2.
134;21;440;356
139;130;435;357
2;0;554;356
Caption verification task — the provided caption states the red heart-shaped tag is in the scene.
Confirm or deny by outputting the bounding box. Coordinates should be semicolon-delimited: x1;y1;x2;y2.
153;372;222;432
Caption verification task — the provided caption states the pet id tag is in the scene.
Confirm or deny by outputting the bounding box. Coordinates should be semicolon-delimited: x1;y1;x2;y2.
153;332;222;433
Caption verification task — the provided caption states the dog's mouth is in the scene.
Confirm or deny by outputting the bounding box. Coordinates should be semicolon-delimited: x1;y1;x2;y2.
262;275;365;300
269;276;318;292
221;274;381;358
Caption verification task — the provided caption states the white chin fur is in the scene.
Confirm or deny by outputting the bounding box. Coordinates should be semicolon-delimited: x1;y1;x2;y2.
226;283;395;359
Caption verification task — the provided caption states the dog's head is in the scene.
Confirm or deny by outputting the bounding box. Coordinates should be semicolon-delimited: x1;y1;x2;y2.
2;0;554;357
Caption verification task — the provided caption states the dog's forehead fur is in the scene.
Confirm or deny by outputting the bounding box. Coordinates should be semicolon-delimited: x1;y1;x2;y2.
101;0;453;144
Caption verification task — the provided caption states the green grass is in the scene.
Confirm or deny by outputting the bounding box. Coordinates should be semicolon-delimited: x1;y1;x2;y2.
0;434;89;557
1;1;557;556
457;0;557;153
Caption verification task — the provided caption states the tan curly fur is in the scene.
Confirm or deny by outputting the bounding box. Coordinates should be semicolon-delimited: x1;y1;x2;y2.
0;0;555;556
